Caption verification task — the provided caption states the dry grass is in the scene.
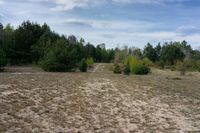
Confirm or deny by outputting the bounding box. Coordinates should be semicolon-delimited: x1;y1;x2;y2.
0;64;200;132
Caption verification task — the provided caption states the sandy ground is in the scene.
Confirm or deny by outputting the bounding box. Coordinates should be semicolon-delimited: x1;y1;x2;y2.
0;64;200;133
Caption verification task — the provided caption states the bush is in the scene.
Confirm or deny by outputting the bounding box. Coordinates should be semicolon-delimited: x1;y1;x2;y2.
123;65;130;75
170;65;176;71
175;61;187;76
79;59;87;72
39;39;78;72
179;60;197;71
196;60;200;72
133;63;150;75
158;60;165;69
0;48;7;70
124;55;150;75
173;60;200;72
160;44;185;65
86;57;94;68
142;58;154;67
113;64;122;74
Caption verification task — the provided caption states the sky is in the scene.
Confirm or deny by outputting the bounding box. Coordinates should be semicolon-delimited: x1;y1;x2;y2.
0;0;200;49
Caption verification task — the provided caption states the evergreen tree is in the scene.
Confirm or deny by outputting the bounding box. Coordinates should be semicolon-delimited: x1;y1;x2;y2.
161;43;185;65
0;48;7;70
143;43;158;62
79;59;87;72
39;38;78;72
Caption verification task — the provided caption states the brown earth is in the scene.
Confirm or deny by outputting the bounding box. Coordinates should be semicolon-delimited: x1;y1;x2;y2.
0;64;200;133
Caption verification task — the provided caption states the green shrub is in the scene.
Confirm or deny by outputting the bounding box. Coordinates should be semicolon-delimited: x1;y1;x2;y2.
79;59;87;72
170;65;176;71
158;60;165;69
142;57;154;67
124;55;135;66
86;57;94;68
39;39;78;72
124;55;150;75
0;48;7;70
123;65;130;75
113;64;122;74
133;63;150;75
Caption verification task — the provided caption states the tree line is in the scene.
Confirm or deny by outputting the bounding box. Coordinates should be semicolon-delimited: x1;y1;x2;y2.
114;41;200;75
0;21;115;71
1;21;200;73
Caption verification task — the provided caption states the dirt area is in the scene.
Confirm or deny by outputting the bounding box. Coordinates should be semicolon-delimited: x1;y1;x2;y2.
0;64;200;132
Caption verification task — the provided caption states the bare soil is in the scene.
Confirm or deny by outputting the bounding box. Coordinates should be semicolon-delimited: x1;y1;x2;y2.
0;64;200;133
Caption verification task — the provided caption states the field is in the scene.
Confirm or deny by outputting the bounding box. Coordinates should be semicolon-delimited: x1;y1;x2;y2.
0;64;200;133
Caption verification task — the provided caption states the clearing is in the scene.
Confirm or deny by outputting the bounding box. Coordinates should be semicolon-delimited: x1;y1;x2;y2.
0;64;200;133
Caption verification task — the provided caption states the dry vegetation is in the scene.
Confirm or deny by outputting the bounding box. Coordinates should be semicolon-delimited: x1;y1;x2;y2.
0;64;200;132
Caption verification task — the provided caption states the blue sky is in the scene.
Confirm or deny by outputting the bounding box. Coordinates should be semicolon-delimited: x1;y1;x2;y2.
0;0;200;49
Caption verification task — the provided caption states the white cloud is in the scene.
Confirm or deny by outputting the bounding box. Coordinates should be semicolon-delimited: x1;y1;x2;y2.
176;25;200;35
63;18;157;32
17;10;31;15
56;18;200;48
112;0;186;4
50;0;106;11
0;0;4;5
49;0;187;11
1;0;199;49
0;0;186;11
51;0;89;11
0;12;4;17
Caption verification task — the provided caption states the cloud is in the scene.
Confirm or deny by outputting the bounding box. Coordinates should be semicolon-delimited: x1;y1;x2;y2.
0;0;4;5
51;0;89;11
0;12;4;17
0;13;4;21
63;18;157;32
112;0;186;5
176;25;200;35
101;33;116;39
49;0;187;11
64;19;93;28
47;0;187;11
17;10;31;15
69;25;200;49
1;0;199;49
50;17;200;48
50;0;106;11
0;0;187;12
